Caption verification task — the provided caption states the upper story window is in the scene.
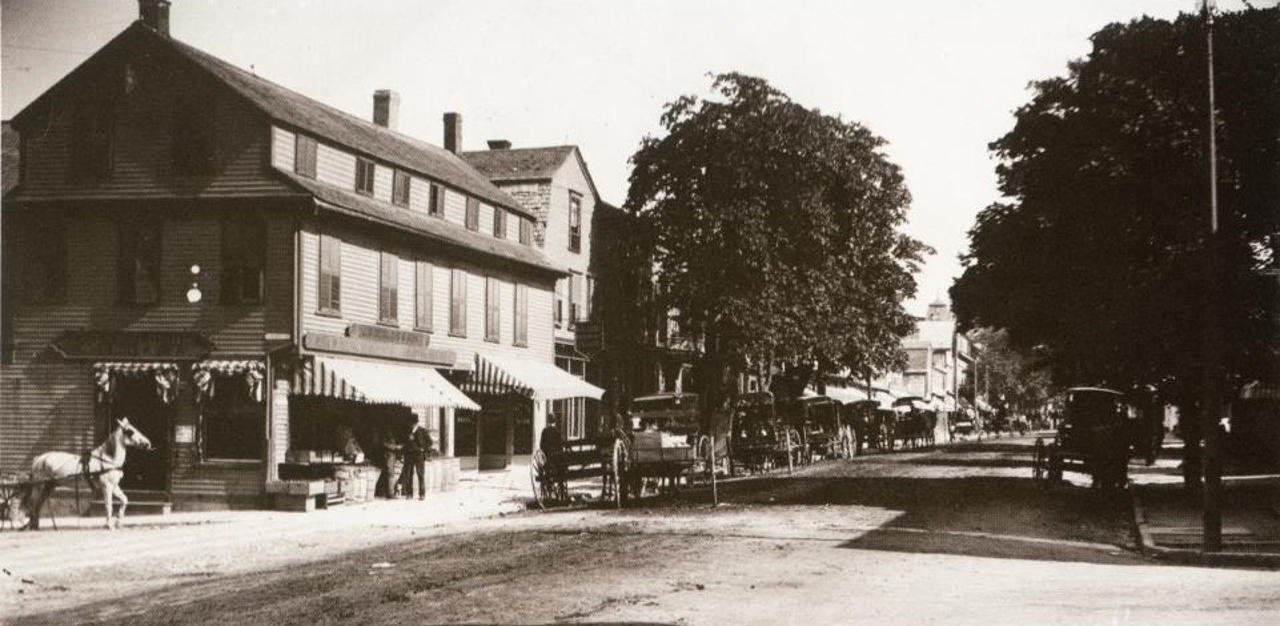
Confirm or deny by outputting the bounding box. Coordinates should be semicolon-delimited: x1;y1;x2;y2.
118;218;161;305
71;100;114;181
429;183;444;217
415;260;433;333
317;234;342;314
449;268;468;337
172;95;216;176
519;217;533;246
465;197;480;231
568;193;582;253
554;278;566;328
20;216;66;305
221;215;265;305
493;208;507;239
379;251;398;324
392;170;411;207
513;284;529;347
484;277;501;343
294;134;318;179
355;157;376;196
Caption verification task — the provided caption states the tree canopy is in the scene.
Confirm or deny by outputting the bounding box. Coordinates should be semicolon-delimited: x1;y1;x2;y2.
626;73;927;401
951;8;1280;401
964;328;1055;416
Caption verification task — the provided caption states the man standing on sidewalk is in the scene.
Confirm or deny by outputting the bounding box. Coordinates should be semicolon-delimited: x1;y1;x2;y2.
401;415;433;500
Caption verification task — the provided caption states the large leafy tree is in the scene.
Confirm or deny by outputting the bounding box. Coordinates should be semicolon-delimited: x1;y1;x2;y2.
964;328;1055;417
952;8;1280;410
626;73;927;411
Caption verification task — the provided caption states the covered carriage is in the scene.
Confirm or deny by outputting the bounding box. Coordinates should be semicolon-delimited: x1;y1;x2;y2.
1031;387;1164;489
728;392;799;473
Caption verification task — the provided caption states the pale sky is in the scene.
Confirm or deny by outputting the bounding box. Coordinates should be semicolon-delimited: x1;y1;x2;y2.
0;0;1241;315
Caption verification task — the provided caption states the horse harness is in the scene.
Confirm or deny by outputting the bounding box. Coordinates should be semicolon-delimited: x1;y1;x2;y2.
78;450;122;482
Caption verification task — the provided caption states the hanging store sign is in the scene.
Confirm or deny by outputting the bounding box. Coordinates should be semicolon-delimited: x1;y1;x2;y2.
53;331;216;360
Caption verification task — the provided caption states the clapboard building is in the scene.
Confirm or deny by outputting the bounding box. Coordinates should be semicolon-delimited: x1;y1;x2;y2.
0;1;601;511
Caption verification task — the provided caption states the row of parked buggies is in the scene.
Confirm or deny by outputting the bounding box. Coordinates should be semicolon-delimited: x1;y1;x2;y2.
530;390;943;509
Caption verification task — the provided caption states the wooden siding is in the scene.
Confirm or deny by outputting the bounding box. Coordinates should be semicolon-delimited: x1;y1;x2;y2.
0;209;285;499
18;53;290;200
299;221;555;369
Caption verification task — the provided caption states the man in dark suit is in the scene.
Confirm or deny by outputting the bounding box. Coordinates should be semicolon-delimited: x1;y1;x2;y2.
401;414;434;500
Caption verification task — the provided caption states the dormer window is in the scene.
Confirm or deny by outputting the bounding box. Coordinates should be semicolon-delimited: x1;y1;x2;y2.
355;157;375;196
465;197;480;231
392;170;411;207
493;208;507;239
294;134;317;178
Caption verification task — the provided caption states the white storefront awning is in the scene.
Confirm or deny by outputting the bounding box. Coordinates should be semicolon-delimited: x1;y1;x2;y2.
465;353;605;401
296;356;480;411
822;385;870;405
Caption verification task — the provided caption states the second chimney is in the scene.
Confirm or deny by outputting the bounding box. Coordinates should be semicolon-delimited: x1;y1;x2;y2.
487;140;512;150
373;90;399;130
443;112;462;154
139;0;171;37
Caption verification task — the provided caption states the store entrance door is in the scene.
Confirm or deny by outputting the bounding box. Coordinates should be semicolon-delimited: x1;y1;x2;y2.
477;397;513;470
107;377;170;494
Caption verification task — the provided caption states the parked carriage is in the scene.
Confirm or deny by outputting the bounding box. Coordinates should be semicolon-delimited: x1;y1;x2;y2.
890;397;937;450
782;395;854;462
729;392;799;473
619;393;721;501
529;434;626;509
843;399;893;453
1031;387;1163;489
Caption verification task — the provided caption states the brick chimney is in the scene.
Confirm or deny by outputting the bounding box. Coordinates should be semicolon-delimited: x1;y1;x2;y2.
139;0;170;37
373;90;399;130
443;112;462;154
487;140;512;150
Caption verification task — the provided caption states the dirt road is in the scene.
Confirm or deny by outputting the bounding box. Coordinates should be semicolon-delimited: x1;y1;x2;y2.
5;435;1278;625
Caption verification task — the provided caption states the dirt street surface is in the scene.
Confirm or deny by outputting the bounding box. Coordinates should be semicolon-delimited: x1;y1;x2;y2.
4;435;1278;626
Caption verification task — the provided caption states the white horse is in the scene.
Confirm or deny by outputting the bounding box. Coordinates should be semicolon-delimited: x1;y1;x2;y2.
22;418;153;530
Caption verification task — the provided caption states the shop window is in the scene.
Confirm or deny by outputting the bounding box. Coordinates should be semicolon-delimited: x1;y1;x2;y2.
201;374;264;461
221;215;264;304
379;251;398;324
118;218;161;305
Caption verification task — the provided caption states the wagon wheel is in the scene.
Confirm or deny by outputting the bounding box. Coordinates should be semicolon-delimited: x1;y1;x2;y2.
529;449;550;510
611;437;630;509
696;435;719;506
1032;437;1046;481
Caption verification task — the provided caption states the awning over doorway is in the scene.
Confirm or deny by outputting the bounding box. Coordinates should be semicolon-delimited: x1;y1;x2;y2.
464;353;605;401
295;356;480;411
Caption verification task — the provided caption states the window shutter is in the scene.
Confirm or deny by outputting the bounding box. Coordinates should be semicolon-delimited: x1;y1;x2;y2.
416;260;433;332
430;184;444;216
451;268;467;336
514;284;528;346
380;252;398;323
465;197;479;230
295;134;317;178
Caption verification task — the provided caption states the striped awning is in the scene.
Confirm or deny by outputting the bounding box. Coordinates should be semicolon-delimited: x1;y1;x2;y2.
294;356;479;411
93;361;179;375
462;353;605;401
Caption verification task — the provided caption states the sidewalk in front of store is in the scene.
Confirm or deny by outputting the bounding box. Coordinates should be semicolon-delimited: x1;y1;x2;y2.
1130;447;1280;568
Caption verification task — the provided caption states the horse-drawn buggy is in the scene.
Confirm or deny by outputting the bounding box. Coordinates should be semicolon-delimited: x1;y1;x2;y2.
530;392;721;508
1031;387;1164;489
728;392;800;473
843;399;895;453
890;397;937;450
781;395;855;462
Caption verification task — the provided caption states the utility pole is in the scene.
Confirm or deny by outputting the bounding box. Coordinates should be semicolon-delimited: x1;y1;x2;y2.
1200;0;1223;553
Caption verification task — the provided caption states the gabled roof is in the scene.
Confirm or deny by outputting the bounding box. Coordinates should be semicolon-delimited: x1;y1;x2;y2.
12;22;529;218
280;171;565;276
460;146;576;182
